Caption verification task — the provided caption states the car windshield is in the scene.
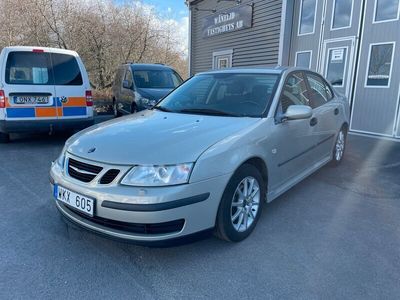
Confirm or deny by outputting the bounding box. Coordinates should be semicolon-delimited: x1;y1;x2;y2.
133;69;182;89
155;73;280;117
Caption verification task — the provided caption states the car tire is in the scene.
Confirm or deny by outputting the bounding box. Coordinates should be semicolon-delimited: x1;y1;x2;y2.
113;99;121;118
331;125;347;166
215;164;265;242
131;103;138;114
0;132;10;143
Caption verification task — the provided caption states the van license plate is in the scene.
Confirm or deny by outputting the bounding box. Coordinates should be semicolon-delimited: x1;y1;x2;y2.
14;96;49;105
54;185;95;217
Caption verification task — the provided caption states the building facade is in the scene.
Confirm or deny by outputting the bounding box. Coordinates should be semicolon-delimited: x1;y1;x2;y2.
187;0;400;139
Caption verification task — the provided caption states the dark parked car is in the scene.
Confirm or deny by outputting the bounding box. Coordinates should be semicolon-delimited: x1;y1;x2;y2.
112;63;183;116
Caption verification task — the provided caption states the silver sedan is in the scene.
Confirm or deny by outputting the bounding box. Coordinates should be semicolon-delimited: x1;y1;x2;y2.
50;67;349;244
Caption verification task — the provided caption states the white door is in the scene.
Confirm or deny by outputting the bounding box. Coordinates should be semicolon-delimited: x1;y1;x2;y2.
51;52;91;120
319;37;356;100
2;49;57;121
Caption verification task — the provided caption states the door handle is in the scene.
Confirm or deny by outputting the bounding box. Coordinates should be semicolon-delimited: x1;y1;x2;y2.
310;117;318;127
334;108;339;115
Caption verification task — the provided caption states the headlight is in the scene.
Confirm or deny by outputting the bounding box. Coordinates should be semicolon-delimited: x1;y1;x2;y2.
135;92;156;108
121;163;194;187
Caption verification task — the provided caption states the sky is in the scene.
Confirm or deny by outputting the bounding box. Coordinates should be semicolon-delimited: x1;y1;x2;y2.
146;0;189;56
116;0;189;56
143;0;188;19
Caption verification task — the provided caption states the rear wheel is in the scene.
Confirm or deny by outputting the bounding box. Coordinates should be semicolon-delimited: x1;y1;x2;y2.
215;164;265;242
0;132;10;143
331;126;347;166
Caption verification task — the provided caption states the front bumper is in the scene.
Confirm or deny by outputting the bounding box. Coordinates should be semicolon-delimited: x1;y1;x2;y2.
50;160;231;242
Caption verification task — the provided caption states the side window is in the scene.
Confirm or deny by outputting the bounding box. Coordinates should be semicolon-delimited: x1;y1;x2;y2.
305;73;334;108
279;72;312;113
171;72;183;87
124;69;133;88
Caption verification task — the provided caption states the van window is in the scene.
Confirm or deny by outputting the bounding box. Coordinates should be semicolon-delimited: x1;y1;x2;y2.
5;52;52;85
51;53;83;85
5;51;83;86
133;70;183;89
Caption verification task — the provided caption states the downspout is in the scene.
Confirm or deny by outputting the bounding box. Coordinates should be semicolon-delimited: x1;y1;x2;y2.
186;0;192;77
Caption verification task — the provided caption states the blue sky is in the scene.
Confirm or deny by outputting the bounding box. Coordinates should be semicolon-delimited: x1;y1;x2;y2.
115;0;188;20
143;0;188;19
114;0;189;55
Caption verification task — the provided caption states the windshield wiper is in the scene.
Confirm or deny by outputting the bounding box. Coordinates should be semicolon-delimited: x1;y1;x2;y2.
177;108;240;117
153;106;173;112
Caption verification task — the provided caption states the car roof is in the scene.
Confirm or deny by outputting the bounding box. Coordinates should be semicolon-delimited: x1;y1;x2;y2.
127;63;176;71
2;46;79;57
196;66;314;76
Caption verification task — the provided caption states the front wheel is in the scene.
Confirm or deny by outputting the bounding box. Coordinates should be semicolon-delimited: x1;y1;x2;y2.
331;126;347;166
131;103;138;114
113;99;121;118
215;164;265;242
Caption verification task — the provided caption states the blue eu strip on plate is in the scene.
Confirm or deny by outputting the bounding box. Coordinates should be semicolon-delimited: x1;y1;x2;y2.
53;184;58;199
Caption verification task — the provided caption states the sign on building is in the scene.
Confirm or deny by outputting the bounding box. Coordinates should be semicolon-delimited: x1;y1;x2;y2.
202;4;253;38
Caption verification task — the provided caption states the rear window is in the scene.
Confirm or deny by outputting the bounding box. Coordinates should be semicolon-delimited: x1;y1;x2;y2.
5;52;51;85
52;53;83;85
5;51;83;86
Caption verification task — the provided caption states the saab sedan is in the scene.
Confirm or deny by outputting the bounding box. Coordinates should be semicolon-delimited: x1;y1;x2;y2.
50;67;349;244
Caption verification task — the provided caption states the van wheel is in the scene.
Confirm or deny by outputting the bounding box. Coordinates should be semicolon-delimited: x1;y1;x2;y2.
131;103;138;114
113;99;121;118
0;132;10;143
215;164;265;242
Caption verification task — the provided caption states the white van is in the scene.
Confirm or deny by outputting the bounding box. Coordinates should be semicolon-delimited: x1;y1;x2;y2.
0;46;94;142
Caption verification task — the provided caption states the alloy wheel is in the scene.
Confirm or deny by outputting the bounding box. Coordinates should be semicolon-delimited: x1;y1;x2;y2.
335;130;345;161
231;176;260;232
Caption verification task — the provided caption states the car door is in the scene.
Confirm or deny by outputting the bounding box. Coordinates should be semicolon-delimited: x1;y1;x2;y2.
121;67;134;113
3;49;57;122
304;71;338;162
268;71;318;190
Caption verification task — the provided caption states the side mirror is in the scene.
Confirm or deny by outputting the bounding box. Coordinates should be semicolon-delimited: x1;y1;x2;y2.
122;80;132;90
284;105;313;120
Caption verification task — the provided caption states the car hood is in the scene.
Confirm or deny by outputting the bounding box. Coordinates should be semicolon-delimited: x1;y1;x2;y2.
67;110;260;165
136;88;172;100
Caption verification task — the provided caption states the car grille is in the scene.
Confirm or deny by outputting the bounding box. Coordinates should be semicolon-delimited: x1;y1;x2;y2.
63;204;185;235
99;169;120;184
68;158;103;183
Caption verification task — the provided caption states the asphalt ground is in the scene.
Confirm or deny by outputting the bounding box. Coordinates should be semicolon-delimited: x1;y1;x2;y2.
0;119;399;299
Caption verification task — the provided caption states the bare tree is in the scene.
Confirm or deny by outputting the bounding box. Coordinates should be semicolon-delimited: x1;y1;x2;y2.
0;0;189;93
